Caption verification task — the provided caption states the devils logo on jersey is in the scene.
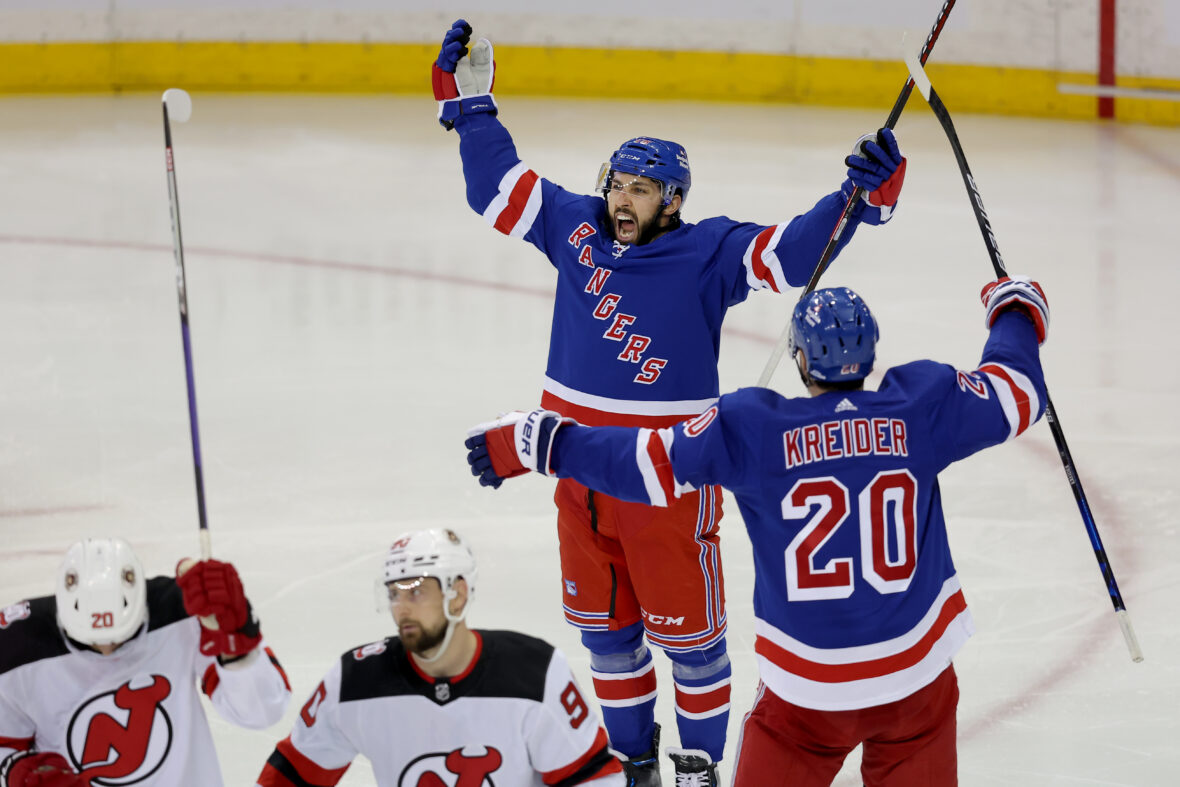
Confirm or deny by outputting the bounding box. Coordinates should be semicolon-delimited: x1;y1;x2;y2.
65;675;173;785
398;746;503;786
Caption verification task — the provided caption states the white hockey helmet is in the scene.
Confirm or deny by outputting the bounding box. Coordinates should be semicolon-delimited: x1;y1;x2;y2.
55;538;147;647
382;528;477;600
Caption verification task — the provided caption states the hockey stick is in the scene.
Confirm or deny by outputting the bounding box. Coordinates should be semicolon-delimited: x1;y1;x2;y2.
903;50;1143;663
756;0;960;387
162;87;214;568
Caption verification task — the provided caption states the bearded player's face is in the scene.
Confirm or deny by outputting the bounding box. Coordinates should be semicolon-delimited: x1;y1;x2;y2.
605;173;677;245
387;577;448;654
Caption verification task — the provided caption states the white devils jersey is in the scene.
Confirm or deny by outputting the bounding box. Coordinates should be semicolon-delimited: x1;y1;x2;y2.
0;577;291;786
256;630;625;787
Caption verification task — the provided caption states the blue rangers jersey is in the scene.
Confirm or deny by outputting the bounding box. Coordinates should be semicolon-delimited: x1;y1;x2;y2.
545;311;1046;709
455;113;883;426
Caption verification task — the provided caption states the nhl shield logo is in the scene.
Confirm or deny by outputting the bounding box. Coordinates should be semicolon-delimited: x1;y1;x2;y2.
434;682;451;702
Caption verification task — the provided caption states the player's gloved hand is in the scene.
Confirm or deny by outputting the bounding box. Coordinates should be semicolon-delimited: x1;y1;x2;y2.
981;275;1049;344
176;559;262;658
465;409;574;488
842;128;906;223
432;19;497;130
1;751;88;787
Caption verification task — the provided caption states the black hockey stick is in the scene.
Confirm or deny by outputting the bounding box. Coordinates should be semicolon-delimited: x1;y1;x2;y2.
162;88;214;566
903;50;1143;662
756;0;960;386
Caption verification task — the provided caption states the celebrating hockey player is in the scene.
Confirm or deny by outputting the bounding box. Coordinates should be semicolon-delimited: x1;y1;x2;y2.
255;528;624;787
466;277;1050;785
0;537;291;787
433;19;907;783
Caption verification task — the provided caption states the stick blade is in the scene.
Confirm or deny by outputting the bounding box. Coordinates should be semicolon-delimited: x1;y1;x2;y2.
163;88;193;123
902;35;934;101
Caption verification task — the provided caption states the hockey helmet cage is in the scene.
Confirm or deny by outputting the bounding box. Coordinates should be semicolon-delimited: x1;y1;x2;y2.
789;287;878;383
56;537;148;647
597;137;691;207
382;528;477;600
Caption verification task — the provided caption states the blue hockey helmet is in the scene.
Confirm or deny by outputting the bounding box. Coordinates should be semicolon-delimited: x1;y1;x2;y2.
789;287;878;383
597;137;691;207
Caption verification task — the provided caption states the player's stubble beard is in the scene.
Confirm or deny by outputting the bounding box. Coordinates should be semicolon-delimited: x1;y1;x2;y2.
399;618;448;655
608;203;674;247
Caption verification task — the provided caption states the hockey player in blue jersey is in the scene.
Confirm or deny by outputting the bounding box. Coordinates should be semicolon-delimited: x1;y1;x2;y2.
433;19;907;783
464;277;1050;785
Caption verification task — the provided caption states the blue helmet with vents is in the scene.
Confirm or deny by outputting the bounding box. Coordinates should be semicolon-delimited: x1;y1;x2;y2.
789;287;878;383
597;137;691;207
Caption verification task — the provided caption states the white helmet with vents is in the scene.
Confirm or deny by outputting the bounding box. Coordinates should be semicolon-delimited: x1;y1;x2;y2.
382;528;477;601
55;538;147;647
381;528;476;663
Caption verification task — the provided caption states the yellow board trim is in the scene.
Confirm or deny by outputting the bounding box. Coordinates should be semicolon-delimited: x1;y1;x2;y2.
1;41;1178;125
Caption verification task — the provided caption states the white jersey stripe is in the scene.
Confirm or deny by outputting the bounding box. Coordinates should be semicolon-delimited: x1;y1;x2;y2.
637;427;665;507
543;376;718;417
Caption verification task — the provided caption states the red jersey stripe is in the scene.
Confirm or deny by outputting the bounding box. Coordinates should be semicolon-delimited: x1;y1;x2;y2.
749;226;780;293
541;728;622;785
979;363;1031;435
0;735;33;752
541;390;696;428
274;736;350;786
644;431;676;502
493;169;539;235
754;590;968;683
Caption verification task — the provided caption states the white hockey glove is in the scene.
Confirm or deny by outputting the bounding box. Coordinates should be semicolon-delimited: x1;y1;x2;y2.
432;19;497;130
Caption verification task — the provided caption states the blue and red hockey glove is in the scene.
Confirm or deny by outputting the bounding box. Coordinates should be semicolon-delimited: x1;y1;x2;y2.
432;19;497;130
981;275;1050;344
842;127;906;224
465;409;574;488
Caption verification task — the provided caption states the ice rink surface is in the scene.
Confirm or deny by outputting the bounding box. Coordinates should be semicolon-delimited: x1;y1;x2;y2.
1;92;1177;785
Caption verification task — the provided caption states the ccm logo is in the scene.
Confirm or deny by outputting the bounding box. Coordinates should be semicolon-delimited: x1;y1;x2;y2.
642;612;685;626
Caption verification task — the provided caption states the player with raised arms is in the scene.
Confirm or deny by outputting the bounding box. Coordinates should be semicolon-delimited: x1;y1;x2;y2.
465;277;1050;784
433;18;907;784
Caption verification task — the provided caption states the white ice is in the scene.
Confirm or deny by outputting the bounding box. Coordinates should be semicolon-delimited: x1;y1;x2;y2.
1;93;1178;785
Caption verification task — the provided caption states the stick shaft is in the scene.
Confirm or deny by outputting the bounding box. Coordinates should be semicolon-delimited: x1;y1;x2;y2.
908;59;1143;663
756;0;959;387
164;103;211;552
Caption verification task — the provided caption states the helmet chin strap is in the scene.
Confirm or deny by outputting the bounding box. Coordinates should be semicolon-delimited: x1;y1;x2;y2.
416;586;469;665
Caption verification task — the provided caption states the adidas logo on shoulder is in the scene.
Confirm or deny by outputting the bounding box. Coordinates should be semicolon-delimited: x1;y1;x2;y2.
834;398;857;413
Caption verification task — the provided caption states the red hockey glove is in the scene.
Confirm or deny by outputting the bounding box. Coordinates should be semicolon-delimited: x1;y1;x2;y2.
465;409;574;489
176;559;262;658
2;752;88;787
432;19;497;130
981;275;1049;344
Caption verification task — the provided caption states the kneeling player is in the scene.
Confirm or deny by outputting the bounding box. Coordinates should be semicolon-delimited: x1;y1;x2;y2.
0;537;291;787
255;528;624;787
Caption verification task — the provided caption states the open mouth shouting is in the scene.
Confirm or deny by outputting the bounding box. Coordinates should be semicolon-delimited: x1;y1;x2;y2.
613;209;639;243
